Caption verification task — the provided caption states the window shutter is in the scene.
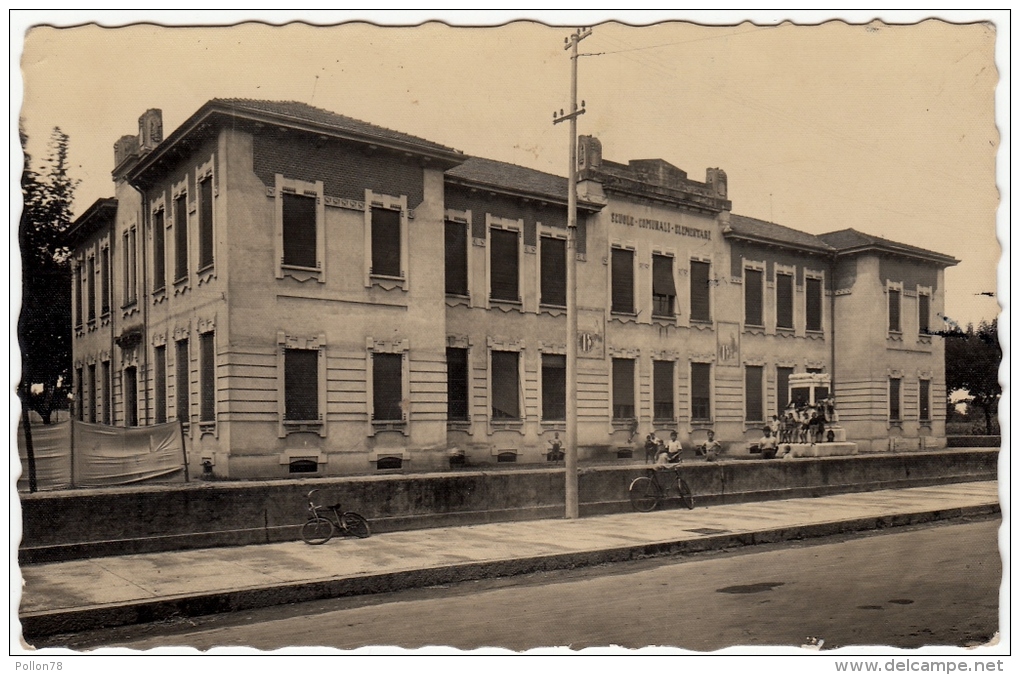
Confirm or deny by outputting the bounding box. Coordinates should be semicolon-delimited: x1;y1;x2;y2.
102;361;112;425
612;358;635;419
918;294;930;334
491;351;520;419
611;248;634;314
200;332;215;422
87;256;96;321
489;229;519;301
690;260;711;321
373;353;403;420
776;273;793;328
806;277;823;331
76;368;84;421
540;236;567;306
154;345;167;424
199;177;214;269
691;362;711;420
889;378;901;420
101;248;110;314
745;365;763;422
888;289;901;332
652;255;676;316
744;269;763;327
653;360;674;419
153;210;165;292
446;348;469;420
74;265;82;326
919;380;931;421
282;193;317;268
176;339;190;422
371;208;401;277
777;366;794;412
174;194;188;280
87;364;97;423
125;367;138;427
285;348;318;421
444;221;469;296
541;353;566;420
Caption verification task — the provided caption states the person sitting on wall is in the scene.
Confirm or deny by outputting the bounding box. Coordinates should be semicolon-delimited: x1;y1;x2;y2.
547;432;565;461
655;431;683;466
759;428;780;459
703;430;723;462
644;432;663;463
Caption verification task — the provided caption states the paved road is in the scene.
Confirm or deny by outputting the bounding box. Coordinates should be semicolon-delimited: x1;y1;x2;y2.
49;518;1001;652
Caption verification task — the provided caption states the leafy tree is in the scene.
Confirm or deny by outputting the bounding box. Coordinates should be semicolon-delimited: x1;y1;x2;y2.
18;125;78;423
944;318;1001;435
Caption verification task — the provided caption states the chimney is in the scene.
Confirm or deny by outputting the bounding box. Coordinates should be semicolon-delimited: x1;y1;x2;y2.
113;134;139;171
138;109;163;153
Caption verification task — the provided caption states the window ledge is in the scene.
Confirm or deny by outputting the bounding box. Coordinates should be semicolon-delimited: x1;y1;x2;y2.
541;420;566;430
490;419;524;432
197;267;216;286
370;272;405;281
198;421;216;438
153;288;168;304
689;319;714;331
371;420;408;436
173;279;191;296
370;276;407;292
281;265;323;283
805;330;825;340
282;419;324;436
888;420;903;428
490;299;524;313
743;325;765;336
447;420;471;431
652;418;677;427
611;419;636;430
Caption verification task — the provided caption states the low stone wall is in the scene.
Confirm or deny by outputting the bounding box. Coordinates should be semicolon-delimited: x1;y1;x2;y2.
17;448;998;564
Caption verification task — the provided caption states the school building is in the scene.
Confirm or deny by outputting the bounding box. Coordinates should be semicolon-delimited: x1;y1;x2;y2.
67;99;958;477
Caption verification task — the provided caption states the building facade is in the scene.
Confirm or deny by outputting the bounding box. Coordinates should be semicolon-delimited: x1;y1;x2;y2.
67;100;957;477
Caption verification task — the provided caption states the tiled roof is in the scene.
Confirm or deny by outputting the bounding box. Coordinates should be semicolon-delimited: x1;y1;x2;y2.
819;228;958;264
447;156;573;203
208;98;462;156
726;213;835;252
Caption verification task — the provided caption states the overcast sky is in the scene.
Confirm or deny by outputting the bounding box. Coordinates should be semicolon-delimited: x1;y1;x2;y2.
13;11;1005;329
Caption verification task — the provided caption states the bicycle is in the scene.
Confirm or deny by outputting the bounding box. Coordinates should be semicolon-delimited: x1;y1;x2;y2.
629;463;695;512
301;489;372;544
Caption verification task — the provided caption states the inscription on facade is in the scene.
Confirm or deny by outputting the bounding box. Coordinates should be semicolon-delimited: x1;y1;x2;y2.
611;212;712;240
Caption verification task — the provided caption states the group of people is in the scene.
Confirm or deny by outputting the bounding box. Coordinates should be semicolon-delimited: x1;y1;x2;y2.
774;398;837;444
644;430;723;465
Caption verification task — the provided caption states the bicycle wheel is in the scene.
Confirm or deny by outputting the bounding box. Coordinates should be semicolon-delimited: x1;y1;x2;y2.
301;517;335;545
629;476;661;512
677;477;695;510
341;512;372;539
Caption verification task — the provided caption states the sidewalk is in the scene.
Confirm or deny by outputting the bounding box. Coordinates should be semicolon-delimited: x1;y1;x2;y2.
18;481;999;639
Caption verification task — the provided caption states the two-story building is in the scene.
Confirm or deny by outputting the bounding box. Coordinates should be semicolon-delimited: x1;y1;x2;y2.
67;99;957;477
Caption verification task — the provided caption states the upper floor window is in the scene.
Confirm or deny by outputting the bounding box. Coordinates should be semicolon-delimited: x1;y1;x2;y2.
888;287;902;333
744;267;763;327
74;262;83;327
123;227;137;306
282;192;318;269
652;254;676;318
370;208;402;278
198;176;214;270
690;260;711;322
100;247;111;316
540;235;567;307
489;227;519;302
173;191;188;282
806;276;823;332
445;219;469;296
776;272;794;329
86;256;96;323
153;208;166;293
918;293;931;335
611;248;634;314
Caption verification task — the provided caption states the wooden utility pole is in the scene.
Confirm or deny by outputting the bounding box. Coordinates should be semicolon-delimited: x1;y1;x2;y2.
554;26;591;519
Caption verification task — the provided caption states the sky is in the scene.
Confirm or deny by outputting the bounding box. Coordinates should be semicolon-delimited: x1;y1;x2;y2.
13;10;1006;329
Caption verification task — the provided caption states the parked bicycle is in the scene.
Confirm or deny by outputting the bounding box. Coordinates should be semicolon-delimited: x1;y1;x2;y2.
301;489;372;544
629;464;695;512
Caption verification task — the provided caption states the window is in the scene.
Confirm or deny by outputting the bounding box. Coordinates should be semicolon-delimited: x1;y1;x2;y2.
86;256;96;322
102;361;112;425
541;353;566;420
176;338;190;424
491;351;520;419
174;192;188;281
777;366;794;412
776;273;794;329
87;363;97;423
75;367;84;421
653;360;674;420
123;227;137;305
918;294;930;335
198;176;214;270
489;228;519;302
153;208;166;292
282;192;318;269
919;380;931;422
806;277;823;332
612;358;635;420
124;366;138;427
74;263;83;327
652;254;676;318
446;347;469;421
154;345;167;424
200;332;215;423
100;247;110;315
445;220;469;296
540;236;567;307
691;362;712;421
889;288;901;332
371;208;401;277
745;365;764;422
889;377;901;421
373;352;403;421
744;268;763;327
690;260;711;322
284;348;319;421
611;248;634;314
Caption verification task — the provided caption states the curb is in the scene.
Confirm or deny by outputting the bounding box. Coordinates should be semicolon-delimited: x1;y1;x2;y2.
19;502;1000;639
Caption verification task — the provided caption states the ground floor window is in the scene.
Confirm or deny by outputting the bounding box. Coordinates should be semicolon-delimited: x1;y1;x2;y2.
285;348;319;421
102;361;112;425
777;366;793;413
745;365;764;422
176;338;190;424
491;351;520;420
446;347;469;421
87;363;97;423
124;366;138;427
612;358;635;420
691;362;712;421
373;352;404;421
919;379;931;422
653;360;674;420
889;377;902;422
154;345;167;424
200;332;215;423
542;353;566;420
